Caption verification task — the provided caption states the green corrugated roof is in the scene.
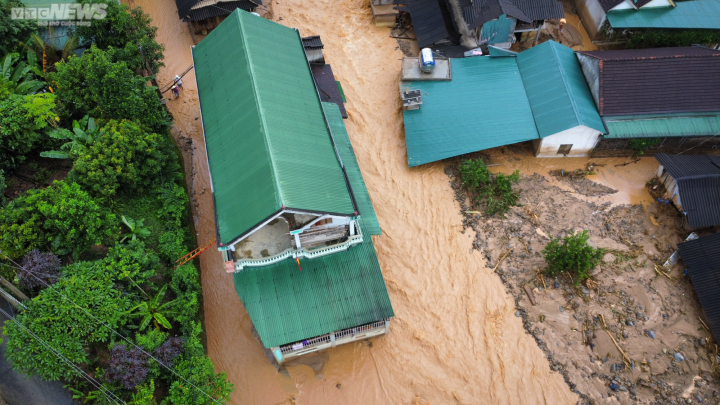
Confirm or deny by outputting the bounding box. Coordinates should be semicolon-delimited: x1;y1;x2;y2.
322;102;381;235
193;10;355;245
233;238;394;348
516;40;605;138
488;46;518;57
604;113;720;138
402;57;539;167
481;14;516;45
607;0;720;29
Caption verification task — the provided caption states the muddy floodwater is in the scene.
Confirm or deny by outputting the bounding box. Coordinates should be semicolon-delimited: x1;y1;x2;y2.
118;0;626;403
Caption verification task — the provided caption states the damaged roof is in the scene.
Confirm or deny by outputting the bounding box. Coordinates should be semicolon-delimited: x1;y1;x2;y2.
655;154;720;228
606;0;720;29
678;233;720;341
577;46;720;117
463;0;564;30
407;0;459;48
176;0;261;20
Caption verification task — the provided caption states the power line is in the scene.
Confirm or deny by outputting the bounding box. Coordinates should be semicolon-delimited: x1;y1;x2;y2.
0;304;126;405
0;251;226;405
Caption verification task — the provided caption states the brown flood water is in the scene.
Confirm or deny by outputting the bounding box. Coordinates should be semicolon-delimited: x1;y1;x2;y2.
128;0;582;403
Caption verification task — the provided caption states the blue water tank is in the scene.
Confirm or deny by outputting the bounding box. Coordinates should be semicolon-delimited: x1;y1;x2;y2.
420;48;435;73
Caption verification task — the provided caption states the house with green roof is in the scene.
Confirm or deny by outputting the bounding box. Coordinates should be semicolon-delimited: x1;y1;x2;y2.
400;40;605;166
192;9;393;364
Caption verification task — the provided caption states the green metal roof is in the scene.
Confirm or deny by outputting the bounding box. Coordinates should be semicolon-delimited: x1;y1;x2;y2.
402;57;539;167
516;40;605;138
193;10;355;246
604;113;720;138
607;0;720;29
322;103;381;235
481;15;516;45
233;239;394;348
488;46;518;57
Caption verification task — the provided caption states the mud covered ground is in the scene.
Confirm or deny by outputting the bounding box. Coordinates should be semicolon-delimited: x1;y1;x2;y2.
447;152;720;405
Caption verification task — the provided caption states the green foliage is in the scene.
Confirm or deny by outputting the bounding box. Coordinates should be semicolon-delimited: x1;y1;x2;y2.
0;93;58;170
49;46;169;131
70;120;165;199
75;0;165;73
158;230;189;265
135;329;168;352
167;322;233;405
101;239;159;293
542;230;604;284
0;0;37;54
627;29;720;49
0;181;117;259
120;216;152;243
459;158;521;217
0;169;5;205
130;380;158;405
2;261;132;381
0;51;45;96
41;115;101;159
628;137;660;156
171;264;201;326
129;284;179;331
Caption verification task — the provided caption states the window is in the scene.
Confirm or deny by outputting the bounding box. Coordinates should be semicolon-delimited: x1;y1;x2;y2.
557;144;573;155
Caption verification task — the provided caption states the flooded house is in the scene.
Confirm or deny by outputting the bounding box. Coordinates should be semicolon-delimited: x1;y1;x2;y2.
192;10;393;365
176;0;262;34
678;232;720;342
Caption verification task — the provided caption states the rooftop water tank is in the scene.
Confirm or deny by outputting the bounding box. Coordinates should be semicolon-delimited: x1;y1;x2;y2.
420;48;435;73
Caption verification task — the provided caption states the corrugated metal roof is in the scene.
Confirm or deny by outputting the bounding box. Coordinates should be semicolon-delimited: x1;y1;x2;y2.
176;0;261;20
489;45;518;57
407;0;459;48
655;153;720;227
576;46;720;117
402;56;539;167
323;103;381;235
678;232;720;341
464;0;505;30
516;40;605;138
607;0;720;29
605;114;720;138
464;0;564;29
302;36;323;49
510;0;564;21
233;238;394;348
598;0;626;12
193;10;355;246
480;14;516;44
311;64;347;119
184;1;258;22
499;0;533;23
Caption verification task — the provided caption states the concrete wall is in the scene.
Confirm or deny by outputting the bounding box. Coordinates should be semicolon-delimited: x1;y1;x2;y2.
535;125;603;158
573;0;607;39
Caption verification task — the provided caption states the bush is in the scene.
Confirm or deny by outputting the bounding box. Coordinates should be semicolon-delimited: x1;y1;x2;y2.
75;0;164;73
70;120;165;199
3;261;131;381
101;240;160;293
106;344;149;389
0;93;58;170
627;29;720;49
154;337;183;369
0;0;37;53
0;169;5;204
542;230;604;284
171;264;201;326
0;180;117;259
629;138;660;156
49;46;169;132
135;329;168;352
459;158;521;217
18;249;61;289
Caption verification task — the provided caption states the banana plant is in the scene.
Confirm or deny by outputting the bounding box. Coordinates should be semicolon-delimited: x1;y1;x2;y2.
120;215;151;243
0;51;45;95
21;31;79;72
40;115;101;159
129;285;179;331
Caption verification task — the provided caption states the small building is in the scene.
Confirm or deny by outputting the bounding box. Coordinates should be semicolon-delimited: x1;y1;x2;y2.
176;0;262;34
400;40;604;166
576;46;720;157
193;10;393;364
574;0;677;38
677;233;720;341
654;154;720;229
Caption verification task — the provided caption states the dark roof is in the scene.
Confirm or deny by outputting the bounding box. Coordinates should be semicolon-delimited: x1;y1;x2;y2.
678;233;720;341
577;46;720;116
598;0;625;12
463;0;564;30
177;0;261;21
655;154;720;228
310;64;347;119
302;35;323;49
407;0;459;48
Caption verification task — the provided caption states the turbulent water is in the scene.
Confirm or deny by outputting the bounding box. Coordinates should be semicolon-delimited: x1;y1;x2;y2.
127;0;581;403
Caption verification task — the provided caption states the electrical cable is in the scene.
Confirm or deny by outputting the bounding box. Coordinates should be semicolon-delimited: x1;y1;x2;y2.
0;251;226;405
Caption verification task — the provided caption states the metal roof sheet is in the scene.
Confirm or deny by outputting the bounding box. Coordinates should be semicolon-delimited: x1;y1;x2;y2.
606;0;720;29
510;0;564;21
407;0;459;48
678;233;720;341
184;1;258;22
599;0;626;12
655;153;720;179
193;11;355;246
302;36;323;49
605;114;720;138
323;103;381;235
464;0;564;29
516;40;605;138
480;14;516;44
311;64;347;119
402;56;539;167
233;238;394;348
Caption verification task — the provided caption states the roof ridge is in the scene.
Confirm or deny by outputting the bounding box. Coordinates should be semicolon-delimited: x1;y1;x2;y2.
549;41;582;128
238;11;286;206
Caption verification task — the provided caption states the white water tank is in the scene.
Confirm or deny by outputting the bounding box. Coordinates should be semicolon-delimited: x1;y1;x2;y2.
420;48;435;73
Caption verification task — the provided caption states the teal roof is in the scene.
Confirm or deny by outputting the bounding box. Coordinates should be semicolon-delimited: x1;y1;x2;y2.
481;15;516;45
402;57;539;167
488;46;518;57
233;239;394;348
516;40;605;138
193;10;355;245
322;103;381;235
604;113;720;138
607;0;720;29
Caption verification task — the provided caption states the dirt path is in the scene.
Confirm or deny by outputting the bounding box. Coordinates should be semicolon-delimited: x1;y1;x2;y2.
133;0;578;403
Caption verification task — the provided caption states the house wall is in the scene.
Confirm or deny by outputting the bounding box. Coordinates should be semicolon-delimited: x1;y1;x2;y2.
573;0;607;39
576;53;601;108
657;166;683;210
534;125;603;158
593;136;720;157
